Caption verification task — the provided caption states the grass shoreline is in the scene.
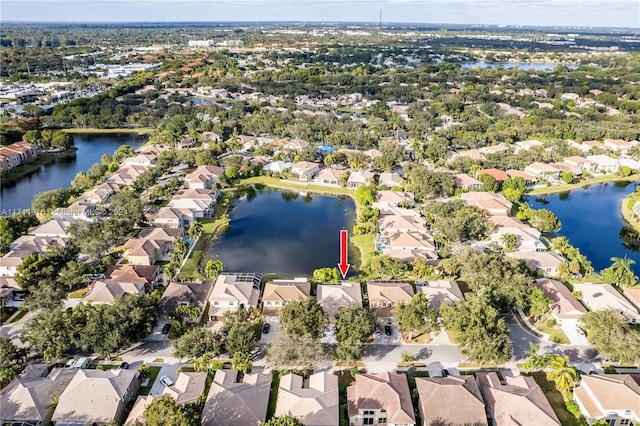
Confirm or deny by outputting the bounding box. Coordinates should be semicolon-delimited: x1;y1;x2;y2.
528;174;640;196
62;127;154;134
621;194;640;234
1;148;78;187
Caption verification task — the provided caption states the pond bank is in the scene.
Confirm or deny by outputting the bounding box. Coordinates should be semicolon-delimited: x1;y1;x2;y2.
529;174;640;196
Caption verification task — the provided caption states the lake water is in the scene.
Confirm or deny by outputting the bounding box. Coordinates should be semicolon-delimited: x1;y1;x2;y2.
460;61;578;71
530;182;640;275
207;185;357;277
0;133;147;213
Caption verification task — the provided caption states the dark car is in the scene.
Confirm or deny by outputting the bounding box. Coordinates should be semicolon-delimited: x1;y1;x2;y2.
442;369;450;377
119;362;129;369
384;325;392;336
374;326;382;335
161;323;171;334
262;323;271;334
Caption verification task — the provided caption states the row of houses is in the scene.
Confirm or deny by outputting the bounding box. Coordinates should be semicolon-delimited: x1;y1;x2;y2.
0;141;39;171
373;190;440;264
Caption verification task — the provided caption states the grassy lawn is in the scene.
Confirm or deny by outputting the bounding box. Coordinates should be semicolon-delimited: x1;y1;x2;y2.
351;234;376;268
178;217;229;280
0;307;17;323
532;372;588;426
8;309;28;323
336;371;355;426
241;176;357;199
532;319;570;344
1;148;77;186
63;127;154;134
266;371;283;421
137;366;162;396
528;174;640;196
68;286;90;299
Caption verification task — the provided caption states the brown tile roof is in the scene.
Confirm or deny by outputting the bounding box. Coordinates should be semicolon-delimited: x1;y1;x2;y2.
162;372;208;404
533;278;587;319
477;372;560;426
574;374;640;419
276;372;339;426
106;265;159;285
366;281;415;306
347;372;415;425
160;280;214;313
262;280;311;304
416;376;487;426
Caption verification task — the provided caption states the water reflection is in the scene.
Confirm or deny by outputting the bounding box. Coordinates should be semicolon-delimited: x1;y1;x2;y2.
620;226;640;252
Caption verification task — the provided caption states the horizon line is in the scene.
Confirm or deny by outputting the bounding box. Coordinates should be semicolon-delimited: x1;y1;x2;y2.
1;20;637;30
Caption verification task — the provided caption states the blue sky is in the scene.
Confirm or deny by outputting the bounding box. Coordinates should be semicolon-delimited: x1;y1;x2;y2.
2;0;638;28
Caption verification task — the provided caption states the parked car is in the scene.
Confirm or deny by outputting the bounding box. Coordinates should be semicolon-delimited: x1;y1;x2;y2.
119;362;129;369
576;327;586;336
442;369;450;377
384;325;392;336
161;323;171;334
159;376;174;387
374;326;382;335
262;323;270;334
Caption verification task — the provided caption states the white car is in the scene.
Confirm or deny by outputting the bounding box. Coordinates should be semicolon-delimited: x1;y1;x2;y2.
159;376;174;387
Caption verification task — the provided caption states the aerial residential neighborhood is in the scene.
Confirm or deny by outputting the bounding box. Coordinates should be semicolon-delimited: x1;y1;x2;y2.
1;4;640;426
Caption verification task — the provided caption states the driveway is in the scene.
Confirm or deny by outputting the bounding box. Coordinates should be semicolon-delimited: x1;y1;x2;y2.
561;323;590;346
372;321;401;345
149;363;182;396
258;316;280;345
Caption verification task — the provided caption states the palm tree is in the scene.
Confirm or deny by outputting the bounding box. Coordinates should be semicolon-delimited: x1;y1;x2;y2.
231;351;254;374
551;237;571;255
500;233;519;253
188;222;203;240
609;256;638;288
173;238;188;257
546;355;578;399
204;260;225;279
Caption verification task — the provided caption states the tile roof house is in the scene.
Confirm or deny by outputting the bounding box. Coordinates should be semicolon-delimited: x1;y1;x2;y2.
209;273;262;321
153;207;197;228
382;232;438;263
122;153;157;168
460;192;512;216
0;365;76;426
316;282;363;317
623;287;640;312
604;138;631;152
489;225;546;252
29;219;73;237
314;167;348;187
524;162;562;181
454;173;483;190
347;170;375;189
514;139;544;152
0;249;40;277
585;155;620;174
52;203;97;222
364;149;383;160
160;280;214;322
262;278;311;312
276;372;339;426
9;235;69;253
379;215;428;235
83;280;146;304
476;168;510;183
507;251;567;277
533;278;587;321
582;140;605;151
505;169;536;183
124;395;155;426
366;280;415;316
76;182;122;204
202;369;272;426
105;265;160;289
477;372;561;426
572;283;640;324
573;374;640;425
124;227;183;266
347;372;415;426
378;172;404;187
563;156;597;173
375;190;415;207
162;372;208;404
51;369;139;426
291;161;322;181
415;280;465;311
416;376;488;426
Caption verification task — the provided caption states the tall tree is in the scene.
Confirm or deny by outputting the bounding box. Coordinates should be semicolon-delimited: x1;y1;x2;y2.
334;304;376;362
546;355;579;399
143;396;192;426
395;293;438;340
204;259;225;279
0;337;27;382
222;309;258;356
280;298;328;339
263;416;305;426
266;332;324;368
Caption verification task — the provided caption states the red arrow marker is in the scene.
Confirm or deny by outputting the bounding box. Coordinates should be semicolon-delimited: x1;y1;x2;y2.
338;229;350;279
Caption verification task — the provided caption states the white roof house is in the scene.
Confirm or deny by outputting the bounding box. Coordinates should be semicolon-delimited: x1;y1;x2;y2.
573;283;640;324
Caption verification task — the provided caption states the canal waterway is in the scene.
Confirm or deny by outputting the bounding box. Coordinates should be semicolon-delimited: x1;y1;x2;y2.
0;133;146;213
530;181;640;275
207;185;357;277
